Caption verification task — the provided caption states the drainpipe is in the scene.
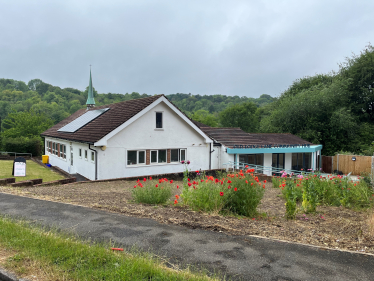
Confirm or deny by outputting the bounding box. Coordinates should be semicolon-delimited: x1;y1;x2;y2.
209;143;211;170
89;144;98;180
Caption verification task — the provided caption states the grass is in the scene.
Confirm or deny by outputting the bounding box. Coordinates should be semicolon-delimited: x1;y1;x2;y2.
0;216;219;281
0;160;64;182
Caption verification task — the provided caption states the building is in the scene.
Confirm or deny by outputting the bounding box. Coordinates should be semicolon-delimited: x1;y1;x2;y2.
41;72;322;180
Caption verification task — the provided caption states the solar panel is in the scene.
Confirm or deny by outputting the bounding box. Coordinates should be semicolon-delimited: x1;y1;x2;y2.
58;108;110;133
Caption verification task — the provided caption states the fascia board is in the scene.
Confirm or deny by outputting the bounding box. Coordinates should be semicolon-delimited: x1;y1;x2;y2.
94;96;212;146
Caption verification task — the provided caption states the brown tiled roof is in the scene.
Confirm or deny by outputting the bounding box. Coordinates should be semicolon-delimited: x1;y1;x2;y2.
195;127;312;148
41;95;163;143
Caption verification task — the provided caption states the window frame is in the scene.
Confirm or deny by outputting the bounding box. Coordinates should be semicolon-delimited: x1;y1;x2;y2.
170;149;179;162
79;148;82;158
158;149;167;163
150;150;158;164
85;150;88;160
155;112;163;129
127;150;146;166
180;149;186;162
91;151;95;162
52;143;55;154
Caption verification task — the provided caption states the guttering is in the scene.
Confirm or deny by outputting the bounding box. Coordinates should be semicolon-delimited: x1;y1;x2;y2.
209;143;211;170
89;144;98;180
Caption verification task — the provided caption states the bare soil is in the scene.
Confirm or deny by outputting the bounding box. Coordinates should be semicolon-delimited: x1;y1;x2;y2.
1;180;373;254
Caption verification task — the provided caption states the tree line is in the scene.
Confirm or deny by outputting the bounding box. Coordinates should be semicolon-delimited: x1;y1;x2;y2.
0;45;373;156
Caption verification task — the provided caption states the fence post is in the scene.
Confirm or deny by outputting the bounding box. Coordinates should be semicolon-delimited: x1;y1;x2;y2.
337;154;339;173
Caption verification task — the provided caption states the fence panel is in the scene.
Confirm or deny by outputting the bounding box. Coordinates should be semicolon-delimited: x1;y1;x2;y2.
332;154;372;175
322;156;332;173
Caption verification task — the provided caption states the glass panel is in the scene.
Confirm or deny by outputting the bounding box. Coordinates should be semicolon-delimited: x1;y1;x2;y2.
272;154;277;167
158;150;167;163
70;146;73;166
85;150;87;159
151;151;157;163
63;145;66;159
127;151;137;165
91;152;95;161
139;151;145;164
256;154;264;166
278;154;285;169
292;153;298;170
304;153;311;171
171;149;179;162
239;155;247;163
247;155;256;165
180;149;186;161
79;149;82;157
156;112;162;128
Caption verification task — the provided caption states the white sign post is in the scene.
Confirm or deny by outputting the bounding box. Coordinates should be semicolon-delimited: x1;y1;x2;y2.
14;162;26;177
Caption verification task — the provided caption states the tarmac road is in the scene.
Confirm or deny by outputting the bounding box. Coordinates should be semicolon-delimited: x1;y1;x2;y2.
0;192;373;281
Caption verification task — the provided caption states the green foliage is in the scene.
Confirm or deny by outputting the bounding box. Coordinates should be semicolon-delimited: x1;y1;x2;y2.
181;171;265;217
1;110;53;139
132;179;173;204
2;137;43;156
190;110;218;127
219;102;258;132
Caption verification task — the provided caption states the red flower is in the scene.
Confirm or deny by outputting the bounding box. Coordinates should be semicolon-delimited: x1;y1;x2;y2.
234;187;237;191
188;182;192;187
195;170;199;173
133;185;136;188
174;199;178;204
201;179;204;182
245;180;248;184
245;165;248;168
215;178;219;183
251;183;253;186
264;180;267;183
227;180;232;183
170;180;173;183
155;184;158;187
137;179;140;182
220;192;224;196
175;194;180;199
282;184;286;187
228;185;231;189
177;185;179;189
193;186;196;189
143;178;147;182
263;185;265;189
188;178;191;182
150;177;152;180
164;178;168;182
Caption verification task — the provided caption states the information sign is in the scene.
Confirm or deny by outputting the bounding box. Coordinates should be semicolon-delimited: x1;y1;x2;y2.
12;157;26;177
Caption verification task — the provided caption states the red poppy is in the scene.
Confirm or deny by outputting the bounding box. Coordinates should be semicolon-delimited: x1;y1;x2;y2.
215;178;219;183
220;192;224;196
137;179;140;182
201;179;204;182
263;185;265;189
175;194;180;199
227;180;232;183
234;187;237;191
170;180;173;183
188;178;191;182
174;200;178;204
177;185;179;189
193;186;196;189
133;185;136;188
143;178;147;182
264;180;267;183
155;184;158;187
165;178;168;182
282;184;286;187
150;177;152;180
251;183;253;186
245;180;248;184
195;170;199;173
228;185;231;189
188;183;192;187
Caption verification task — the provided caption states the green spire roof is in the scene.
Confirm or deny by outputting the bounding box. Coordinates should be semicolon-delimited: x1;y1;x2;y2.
86;69;95;106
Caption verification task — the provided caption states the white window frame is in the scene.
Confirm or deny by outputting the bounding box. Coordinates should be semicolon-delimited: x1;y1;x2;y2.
170;149;179;162
180;149;186;162
150;150;158;164
155;111;163;129
85;150;88;161
63;145;66;159
127;150;146;166
91;151;95;162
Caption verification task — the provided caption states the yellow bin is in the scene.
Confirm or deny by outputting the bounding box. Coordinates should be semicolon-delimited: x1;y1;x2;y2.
42;155;49;164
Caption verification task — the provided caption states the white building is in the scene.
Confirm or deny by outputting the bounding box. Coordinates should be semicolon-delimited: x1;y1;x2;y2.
41;73;322;180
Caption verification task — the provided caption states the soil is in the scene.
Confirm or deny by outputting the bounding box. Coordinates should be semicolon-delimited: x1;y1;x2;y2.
0;180;373;255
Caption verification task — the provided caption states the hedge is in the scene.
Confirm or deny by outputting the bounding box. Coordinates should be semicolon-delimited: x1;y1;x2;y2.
2;136;43;156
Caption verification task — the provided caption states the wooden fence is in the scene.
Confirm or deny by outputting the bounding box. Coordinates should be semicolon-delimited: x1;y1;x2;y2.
331;154;373;175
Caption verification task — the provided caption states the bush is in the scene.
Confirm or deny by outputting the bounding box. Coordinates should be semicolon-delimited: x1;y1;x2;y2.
181;169;265;217
132;178;173;205
2;136;43;156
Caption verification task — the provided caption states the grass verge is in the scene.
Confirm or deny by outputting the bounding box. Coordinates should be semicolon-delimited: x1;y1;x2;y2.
0;216;220;281
0;160;64;182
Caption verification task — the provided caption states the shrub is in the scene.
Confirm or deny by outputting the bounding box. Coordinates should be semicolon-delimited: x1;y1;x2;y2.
181;169;265;217
2;136;43;156
132;178;172;205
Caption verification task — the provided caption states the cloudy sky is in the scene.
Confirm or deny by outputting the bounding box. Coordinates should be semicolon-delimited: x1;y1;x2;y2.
0;0;373;98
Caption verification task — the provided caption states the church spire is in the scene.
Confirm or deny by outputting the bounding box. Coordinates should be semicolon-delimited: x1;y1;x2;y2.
86;66;95;109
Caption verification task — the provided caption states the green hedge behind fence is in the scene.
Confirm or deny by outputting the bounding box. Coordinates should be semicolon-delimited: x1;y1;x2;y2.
2;136;43;156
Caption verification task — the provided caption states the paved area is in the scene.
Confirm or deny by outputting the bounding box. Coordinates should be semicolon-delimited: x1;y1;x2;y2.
0;193;373;281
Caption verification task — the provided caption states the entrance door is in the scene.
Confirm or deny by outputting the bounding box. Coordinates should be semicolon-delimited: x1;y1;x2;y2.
272;153;285;175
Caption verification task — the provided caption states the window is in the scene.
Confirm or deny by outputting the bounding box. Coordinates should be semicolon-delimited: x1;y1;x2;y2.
151;150;157;163
79;149;82;158
127;150;146;165
292;153;312;171
170;149;179;162
60;144;63;158
55;143;58;156
158;149;166;163
180;149;186;161
52;143;55;154
91;151;95;162
156;112;163;128
85;150;88;160
63;145;66;159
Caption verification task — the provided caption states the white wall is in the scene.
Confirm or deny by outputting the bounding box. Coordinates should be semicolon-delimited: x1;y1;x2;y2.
285;153;292;172
97;101;212;179
45;138;96;180
263;153;272;176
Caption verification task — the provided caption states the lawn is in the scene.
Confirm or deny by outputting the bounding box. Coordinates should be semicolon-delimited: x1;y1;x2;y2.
0;160;64;182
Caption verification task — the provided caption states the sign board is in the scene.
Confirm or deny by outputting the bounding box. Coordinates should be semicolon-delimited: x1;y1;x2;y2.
12;157;26;177
233;143;311;149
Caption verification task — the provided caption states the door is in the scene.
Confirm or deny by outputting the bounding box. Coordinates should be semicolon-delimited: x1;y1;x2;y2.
272;153;285;175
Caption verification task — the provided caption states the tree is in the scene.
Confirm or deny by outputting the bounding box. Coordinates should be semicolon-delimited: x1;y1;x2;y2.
191;110;218;127
219;102;258;132
1;110;53;139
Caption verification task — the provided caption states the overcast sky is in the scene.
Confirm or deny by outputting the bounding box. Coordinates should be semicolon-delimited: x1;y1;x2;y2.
0;0;373;98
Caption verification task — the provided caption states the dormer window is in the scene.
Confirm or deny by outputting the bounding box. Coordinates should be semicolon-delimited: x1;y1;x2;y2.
156;112;163;128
